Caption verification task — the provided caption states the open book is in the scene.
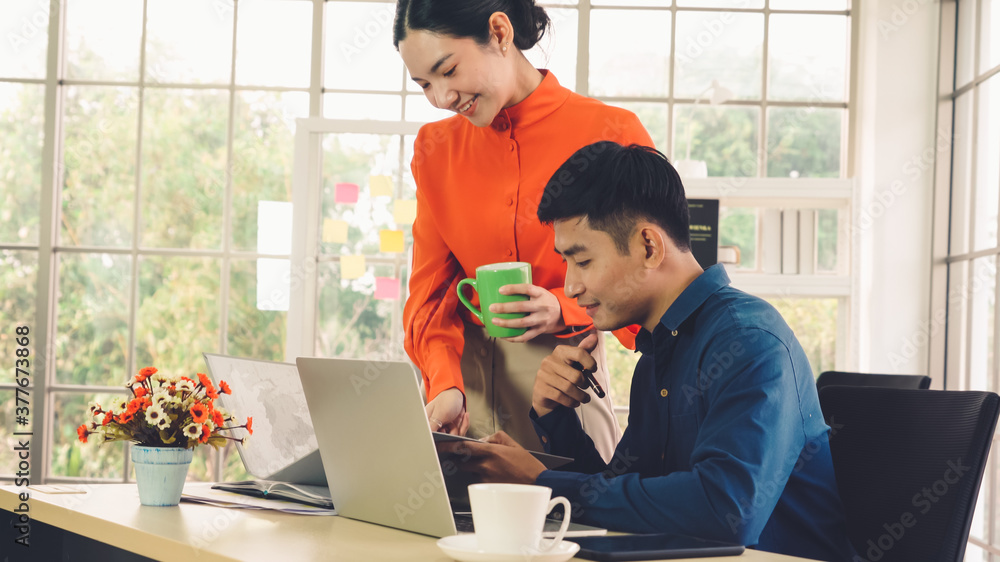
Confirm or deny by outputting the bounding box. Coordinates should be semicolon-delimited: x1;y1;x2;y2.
211;480;334;510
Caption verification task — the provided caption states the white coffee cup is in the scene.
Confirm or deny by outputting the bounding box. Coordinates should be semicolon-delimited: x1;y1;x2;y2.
468;483;572;554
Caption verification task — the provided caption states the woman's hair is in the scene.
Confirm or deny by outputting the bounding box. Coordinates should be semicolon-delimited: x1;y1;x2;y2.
393;0;550;50
537;142;692;255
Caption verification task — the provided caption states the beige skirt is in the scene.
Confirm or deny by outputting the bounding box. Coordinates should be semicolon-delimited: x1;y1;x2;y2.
458;321;621;463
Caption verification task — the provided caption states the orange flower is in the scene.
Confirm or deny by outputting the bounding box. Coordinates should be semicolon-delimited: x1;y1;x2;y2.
200;425;211;444
139;367;158;377
102;411;114;426
211;409;224;426
134;387;149;398
118;411;133;424
219;381;231;395
245;416;253;435
77;424;88;443
126;398;142;415
207;387;219;400
197;373;212;388
190;403;209;424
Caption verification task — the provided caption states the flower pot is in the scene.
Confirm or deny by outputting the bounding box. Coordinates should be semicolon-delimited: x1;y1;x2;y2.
131;445;193;506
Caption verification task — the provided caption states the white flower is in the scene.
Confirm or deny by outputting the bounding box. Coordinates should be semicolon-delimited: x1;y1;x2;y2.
88;401;102;415
145;404;167;427
108;396;127;414
151;390;171;407
176;380;195;393
156;414;172;430
182;423;202;439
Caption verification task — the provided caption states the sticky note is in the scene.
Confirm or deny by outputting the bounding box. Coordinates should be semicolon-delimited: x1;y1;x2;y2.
379;230;405;253
340;255;366;280
369;175;393;197
375;277;400;301
322;219;349;243
335;182;359;204
393;199;417;225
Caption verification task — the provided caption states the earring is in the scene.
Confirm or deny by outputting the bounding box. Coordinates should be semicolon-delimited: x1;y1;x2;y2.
502;41;510;53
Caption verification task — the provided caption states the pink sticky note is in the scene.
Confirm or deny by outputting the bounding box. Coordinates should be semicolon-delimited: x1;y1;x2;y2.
375;277;400;301
335;182;359;204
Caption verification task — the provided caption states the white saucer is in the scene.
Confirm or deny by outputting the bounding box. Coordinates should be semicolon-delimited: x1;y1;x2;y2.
436;534;580;562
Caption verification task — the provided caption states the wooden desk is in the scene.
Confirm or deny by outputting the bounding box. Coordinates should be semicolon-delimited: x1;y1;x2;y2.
1;484;816;561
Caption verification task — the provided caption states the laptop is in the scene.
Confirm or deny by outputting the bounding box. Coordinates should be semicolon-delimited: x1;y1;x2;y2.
296;356;606;538
203;353;326;486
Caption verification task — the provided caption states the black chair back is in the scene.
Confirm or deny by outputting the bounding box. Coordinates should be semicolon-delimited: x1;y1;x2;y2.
816;370;931;391
819;386;999;562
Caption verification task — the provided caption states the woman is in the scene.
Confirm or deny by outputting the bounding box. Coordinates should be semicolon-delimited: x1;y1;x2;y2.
394;0;653;460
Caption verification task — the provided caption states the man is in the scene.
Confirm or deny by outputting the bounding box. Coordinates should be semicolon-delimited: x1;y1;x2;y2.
438;142;855;561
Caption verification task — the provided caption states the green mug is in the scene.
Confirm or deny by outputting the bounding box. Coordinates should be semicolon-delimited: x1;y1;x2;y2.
457;262;532;338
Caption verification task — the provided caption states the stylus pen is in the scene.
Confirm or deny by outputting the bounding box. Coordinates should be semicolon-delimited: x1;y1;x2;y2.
571;361;606;399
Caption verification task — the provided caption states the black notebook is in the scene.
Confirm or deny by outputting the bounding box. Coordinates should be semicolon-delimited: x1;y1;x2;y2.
212;480;335;510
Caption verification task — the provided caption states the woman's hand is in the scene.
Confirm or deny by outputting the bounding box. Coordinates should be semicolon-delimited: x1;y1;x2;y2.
425;387;469;436
488;283;566;343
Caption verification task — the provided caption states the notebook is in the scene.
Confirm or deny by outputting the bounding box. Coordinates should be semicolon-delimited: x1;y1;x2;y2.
203;353;326;486
295;356;606;538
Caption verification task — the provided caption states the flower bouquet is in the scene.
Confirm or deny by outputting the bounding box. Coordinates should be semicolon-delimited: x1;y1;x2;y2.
77;367;252;506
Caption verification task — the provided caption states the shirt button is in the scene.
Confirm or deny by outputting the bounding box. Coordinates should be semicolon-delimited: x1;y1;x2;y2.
509;144;515;152
660;389;668;397
541;436;548;444
505;249;513;257
671;330;678;336
506;198;514;206
498;122;509;132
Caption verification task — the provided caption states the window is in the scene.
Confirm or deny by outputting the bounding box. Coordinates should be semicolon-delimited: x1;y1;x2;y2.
0;0;854;483
933;0;1000;558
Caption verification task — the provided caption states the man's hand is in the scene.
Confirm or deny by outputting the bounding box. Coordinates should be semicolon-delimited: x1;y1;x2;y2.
532;332;599;417
436;431;546;484
488;283;566;342
426;387;469;436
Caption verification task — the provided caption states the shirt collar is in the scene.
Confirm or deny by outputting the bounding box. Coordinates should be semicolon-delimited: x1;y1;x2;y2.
490;70;570;132
636;264;732;350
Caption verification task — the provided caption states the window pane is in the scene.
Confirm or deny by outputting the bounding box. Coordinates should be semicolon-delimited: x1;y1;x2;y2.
816;208;839;273
674;12;763;101
768;14;848;102
61;86;138;248
235;0;312;88
769;0;847;9
765;297;838;376
677;0;764;7
766;106;842;178
604;332;641;432
609;102;669;154
981;0;1000;74
0;251;37;348
525;8;578;91
956;0;977;88
719;207;757;270
952;91;975;255
0;390;22;475
595;0;669;6
974;77;1000;252
0;1;49;79
135;256;220;375
674;104;760;176
589;10;671;97
52;392;127;479
320;133;409;257
0;82;43;244
405;94;452;122
228;258;287;362
316;262;407;359
324;2;402;92
145;0;234;84
967;257;997;392
64;0;142;81
55;253;131;385
140;89;229;249
232;91;308;251
325;93;402;120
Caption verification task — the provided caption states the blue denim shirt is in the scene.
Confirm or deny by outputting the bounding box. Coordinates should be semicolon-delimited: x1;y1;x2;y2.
533;264;855;562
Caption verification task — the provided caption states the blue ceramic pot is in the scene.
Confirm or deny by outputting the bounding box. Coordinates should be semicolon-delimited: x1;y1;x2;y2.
131;445;193;506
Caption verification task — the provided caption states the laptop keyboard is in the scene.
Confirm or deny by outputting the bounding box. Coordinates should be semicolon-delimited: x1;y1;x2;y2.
452;513;578;534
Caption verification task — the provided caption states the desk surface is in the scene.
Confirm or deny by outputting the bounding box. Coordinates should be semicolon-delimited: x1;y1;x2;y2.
1;484;816;562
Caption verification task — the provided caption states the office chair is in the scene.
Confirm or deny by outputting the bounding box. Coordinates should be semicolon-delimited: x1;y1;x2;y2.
819;386;999;562
816;370;932;391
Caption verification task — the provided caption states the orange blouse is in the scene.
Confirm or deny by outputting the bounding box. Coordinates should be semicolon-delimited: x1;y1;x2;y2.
404;71;654;401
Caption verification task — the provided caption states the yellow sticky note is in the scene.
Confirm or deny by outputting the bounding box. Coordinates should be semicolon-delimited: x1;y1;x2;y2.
340;255;366;280
379;230;405;253
393;200;417;225
369;175;393;197
322;219;349;244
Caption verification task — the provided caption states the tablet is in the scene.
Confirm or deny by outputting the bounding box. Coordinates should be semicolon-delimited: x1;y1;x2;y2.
570;533;745;561
432;432;573;469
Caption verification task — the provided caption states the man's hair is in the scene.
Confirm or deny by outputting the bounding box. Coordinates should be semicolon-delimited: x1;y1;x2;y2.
537;142;691;255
